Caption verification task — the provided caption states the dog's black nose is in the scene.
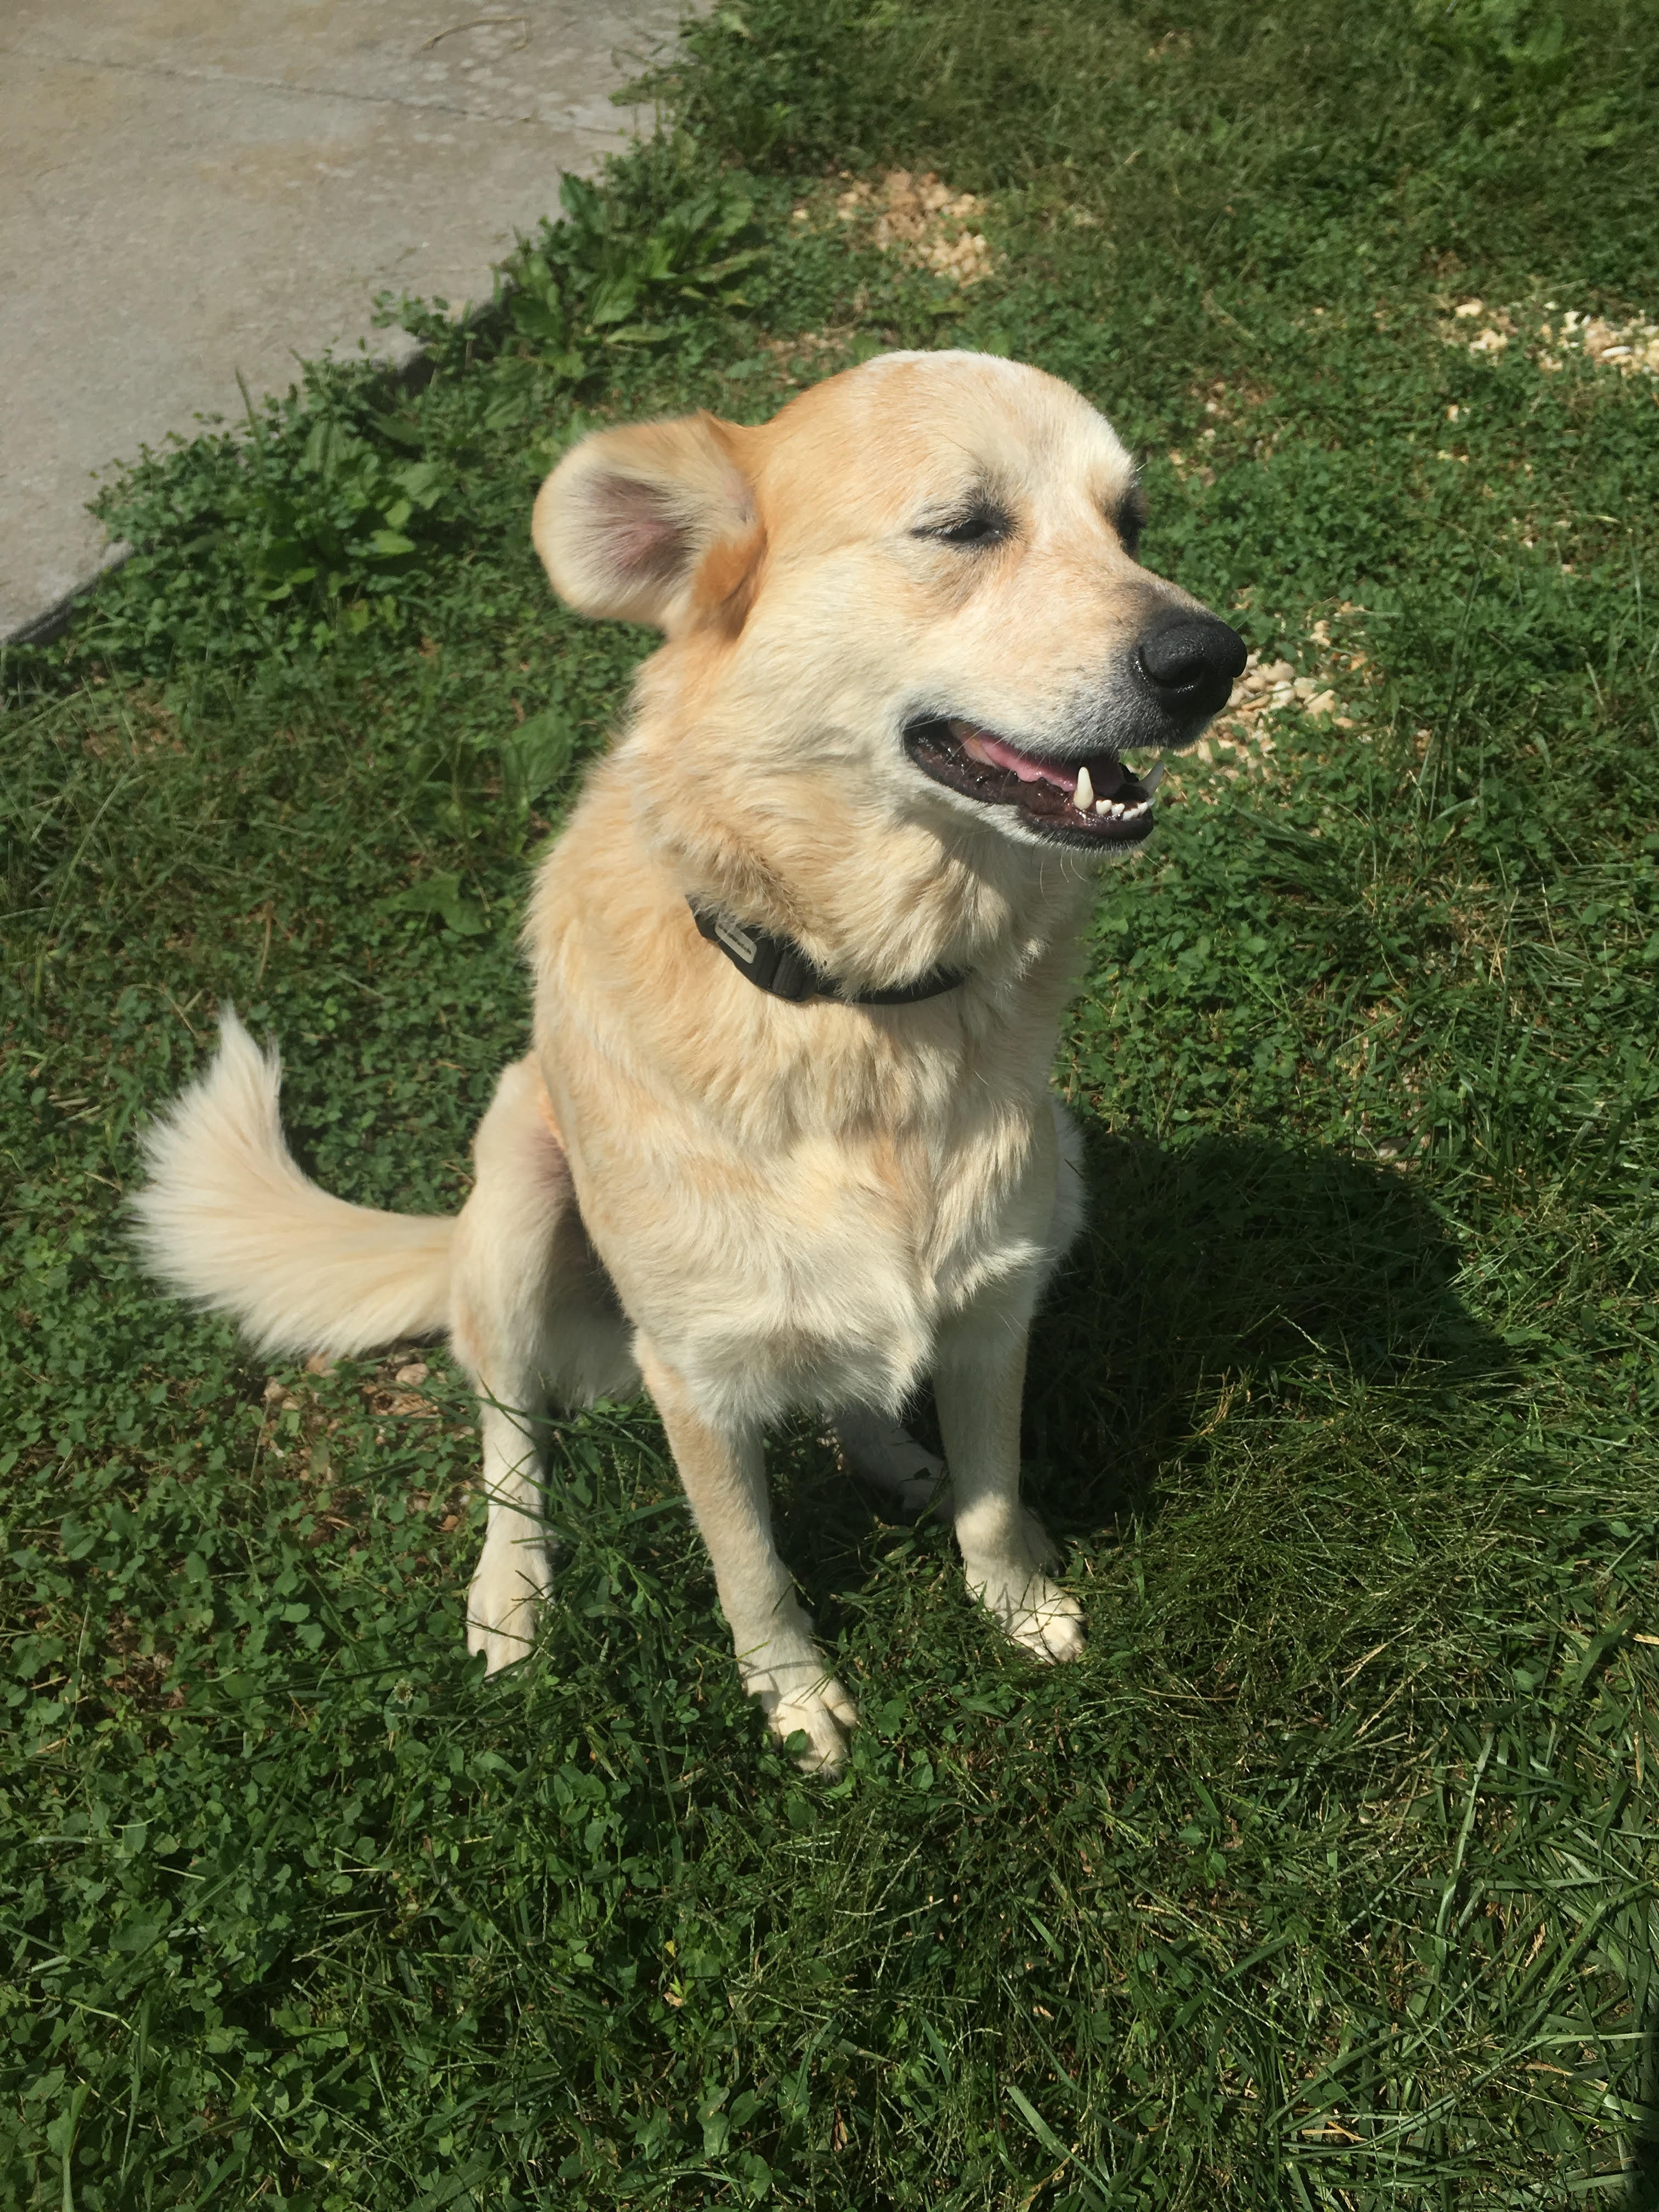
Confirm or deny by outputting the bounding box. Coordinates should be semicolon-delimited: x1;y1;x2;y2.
1135;612;1248;719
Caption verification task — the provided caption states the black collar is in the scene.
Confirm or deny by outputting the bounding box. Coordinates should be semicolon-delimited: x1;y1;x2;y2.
689;900;967;1006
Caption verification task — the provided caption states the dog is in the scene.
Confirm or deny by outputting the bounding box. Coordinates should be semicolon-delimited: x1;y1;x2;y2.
135;351;1245;1772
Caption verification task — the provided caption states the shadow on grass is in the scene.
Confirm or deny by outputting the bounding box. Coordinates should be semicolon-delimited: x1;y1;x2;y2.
776;1123;1516;1604
1020;1123;1516;1533
1628;1991;1659;2210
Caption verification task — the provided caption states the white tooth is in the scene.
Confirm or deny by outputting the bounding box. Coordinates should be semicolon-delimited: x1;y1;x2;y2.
1074;764;1094;811
1109;800;1125;819
1095;795;1111;816
1141;761;1165;793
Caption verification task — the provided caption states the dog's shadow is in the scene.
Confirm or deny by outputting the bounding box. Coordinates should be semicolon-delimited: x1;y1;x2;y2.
775;1124;1513;1601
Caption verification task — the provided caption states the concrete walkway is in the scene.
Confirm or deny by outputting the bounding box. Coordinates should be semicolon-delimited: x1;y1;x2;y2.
0;0;687;643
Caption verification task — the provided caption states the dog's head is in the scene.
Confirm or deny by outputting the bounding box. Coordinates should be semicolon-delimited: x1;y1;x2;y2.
533;351;1244;861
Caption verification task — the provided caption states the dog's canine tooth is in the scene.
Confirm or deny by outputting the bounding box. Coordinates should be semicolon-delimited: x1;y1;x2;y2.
1141;760;1166;793
1074;763;1094;811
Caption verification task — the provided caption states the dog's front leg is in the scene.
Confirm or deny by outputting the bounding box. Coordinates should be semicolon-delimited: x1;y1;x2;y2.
450;1059;566;1674
637;1340;857;1773
934;1323;1085;1663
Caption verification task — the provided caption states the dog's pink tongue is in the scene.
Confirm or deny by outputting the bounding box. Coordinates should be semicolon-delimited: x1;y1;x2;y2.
952;721;1074;791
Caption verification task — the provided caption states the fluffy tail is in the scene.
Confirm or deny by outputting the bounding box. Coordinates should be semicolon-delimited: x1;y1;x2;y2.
132;1008;455;1357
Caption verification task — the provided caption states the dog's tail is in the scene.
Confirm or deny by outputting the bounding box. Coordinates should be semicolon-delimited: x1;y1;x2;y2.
132;1008;455;1358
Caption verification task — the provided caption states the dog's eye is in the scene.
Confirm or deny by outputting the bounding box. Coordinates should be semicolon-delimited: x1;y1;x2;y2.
918;505;1011;549
1114;487;1148;560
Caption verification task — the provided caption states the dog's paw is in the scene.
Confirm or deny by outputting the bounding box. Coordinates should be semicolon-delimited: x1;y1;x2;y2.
769;1678;860;1774
969;1564;1086;1664
833;1408;951;1522
742;1646;859;1774
465;1537;555;1675
1007;1577;1087;1663
888;1467;949;1522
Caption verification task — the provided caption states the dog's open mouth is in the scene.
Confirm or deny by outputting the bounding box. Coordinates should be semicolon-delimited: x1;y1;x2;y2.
904;716;1164;847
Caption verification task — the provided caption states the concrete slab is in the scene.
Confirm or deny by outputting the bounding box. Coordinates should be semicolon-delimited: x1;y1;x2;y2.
0;0;688;642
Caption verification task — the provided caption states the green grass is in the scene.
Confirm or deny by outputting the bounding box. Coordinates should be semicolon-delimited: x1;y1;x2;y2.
3;0;1658;2203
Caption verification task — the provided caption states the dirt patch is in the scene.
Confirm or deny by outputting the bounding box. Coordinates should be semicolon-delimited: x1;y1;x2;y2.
834;170;994;287
1446;295;1659;378
1542;307;1659;377
1163;610;1380;798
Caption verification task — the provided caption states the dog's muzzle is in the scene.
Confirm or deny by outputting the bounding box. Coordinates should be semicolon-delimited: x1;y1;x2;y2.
904;611;1248;851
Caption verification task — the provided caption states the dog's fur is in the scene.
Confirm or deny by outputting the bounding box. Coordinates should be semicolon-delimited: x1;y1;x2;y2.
136;351;1239;1772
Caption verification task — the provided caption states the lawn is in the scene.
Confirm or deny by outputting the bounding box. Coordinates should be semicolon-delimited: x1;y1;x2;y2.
3;1;1658;2205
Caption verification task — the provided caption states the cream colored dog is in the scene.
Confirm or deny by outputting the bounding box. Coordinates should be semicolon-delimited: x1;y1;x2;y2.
136;351;1244;1773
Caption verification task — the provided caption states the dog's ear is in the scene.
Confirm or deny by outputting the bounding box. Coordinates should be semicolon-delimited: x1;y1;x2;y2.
532;412;758;633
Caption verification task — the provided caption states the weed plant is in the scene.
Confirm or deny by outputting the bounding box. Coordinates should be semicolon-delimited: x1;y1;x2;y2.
3;1;1658;2205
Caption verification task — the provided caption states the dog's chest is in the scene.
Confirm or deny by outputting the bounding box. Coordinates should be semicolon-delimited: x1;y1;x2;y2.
571;1076;1057;1423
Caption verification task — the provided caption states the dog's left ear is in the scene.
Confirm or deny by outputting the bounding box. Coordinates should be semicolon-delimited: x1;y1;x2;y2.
532;411;759;634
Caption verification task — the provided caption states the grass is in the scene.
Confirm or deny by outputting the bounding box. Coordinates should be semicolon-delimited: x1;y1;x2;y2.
2;0;1658;2203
